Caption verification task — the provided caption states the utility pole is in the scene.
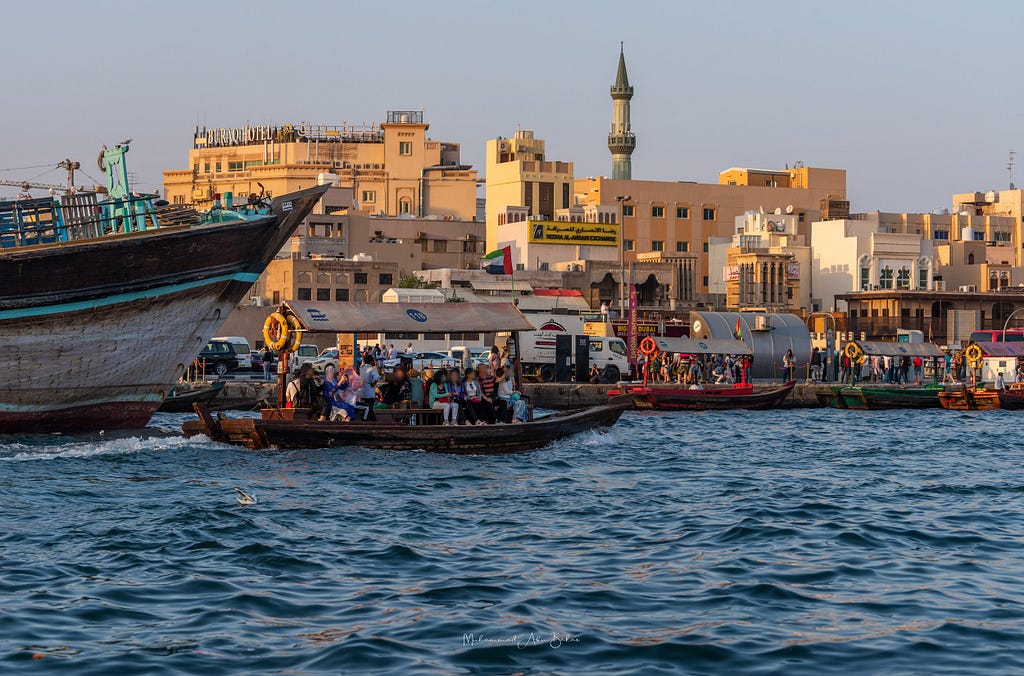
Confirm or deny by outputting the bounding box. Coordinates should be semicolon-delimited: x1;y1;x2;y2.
616;194;631;318
57;159;80;193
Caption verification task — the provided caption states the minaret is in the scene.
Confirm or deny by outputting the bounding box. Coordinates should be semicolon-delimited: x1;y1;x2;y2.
608;43;636;180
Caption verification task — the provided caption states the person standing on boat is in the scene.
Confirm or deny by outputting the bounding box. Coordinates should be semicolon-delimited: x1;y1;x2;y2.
488;346;501;373
429;369;459;425
996;372;1006;390
359;355;380;421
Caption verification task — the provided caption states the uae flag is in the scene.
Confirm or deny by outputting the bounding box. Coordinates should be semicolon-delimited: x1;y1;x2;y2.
481;246;513;274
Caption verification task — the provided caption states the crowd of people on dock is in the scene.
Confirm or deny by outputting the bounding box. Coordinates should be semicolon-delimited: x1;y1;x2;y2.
284;346;528;425
637;352;754;386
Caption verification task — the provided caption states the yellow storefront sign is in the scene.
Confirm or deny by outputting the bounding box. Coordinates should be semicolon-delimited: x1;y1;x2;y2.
528;220;619;246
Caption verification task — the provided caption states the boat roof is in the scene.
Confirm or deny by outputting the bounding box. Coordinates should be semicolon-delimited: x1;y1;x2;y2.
651;336;752;356
281;300;536;333
854;341;945;357
975;341;1024;357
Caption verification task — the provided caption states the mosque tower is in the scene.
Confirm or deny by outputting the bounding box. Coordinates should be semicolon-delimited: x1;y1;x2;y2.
608;43;636;180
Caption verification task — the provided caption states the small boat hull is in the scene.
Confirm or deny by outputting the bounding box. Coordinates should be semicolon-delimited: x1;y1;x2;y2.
158;381;226;413
938;388;1001;411
183;402;630;454
825;385;942;410
614;381;795;411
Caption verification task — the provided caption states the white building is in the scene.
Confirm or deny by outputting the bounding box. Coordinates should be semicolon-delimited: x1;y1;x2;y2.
810;218;934;313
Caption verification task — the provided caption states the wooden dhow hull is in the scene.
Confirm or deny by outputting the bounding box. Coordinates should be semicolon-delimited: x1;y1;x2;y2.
826;385;942;410
0;186;327;433
617;381;796;411
938;388;1001;411
183;402;631;454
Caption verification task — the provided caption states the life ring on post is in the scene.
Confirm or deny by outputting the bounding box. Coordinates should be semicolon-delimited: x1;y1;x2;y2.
639;336;659;357
965;343;984;369
284;313;304;353
844;341;865;364
262;312;290;351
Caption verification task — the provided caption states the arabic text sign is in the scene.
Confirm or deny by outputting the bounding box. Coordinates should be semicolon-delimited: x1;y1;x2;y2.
528;220;619;246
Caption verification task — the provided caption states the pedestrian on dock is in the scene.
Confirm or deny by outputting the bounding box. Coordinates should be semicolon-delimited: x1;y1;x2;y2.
783;348;795;382
260;346;274;381
810;347;822;382
359;355;380;421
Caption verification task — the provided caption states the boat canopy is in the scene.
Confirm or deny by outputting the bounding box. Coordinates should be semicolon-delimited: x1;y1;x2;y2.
281;300;536;333
974;341;1024;358
651;336;752;356
853;341;945;358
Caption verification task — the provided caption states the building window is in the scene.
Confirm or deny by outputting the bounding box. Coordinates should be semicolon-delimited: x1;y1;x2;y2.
676;241;689;252
623;239;634;251
918;268;928;289
228;161;243;172
622;205;634;217
703;207;716;221
651;206;664;218
398;141;412;155
703;275;709;287
860;267;870;290
896;266;911;290
361;190;375;203
297;287;312;300
354;272;368;284
703;241;709;253
933;230;949;240
432;240;448;253
335;288;349;301
676;207;689;219
562;183;570;208
880;266;894;289
316;288;330;301
968;252;975;264
994;231;1011;242
379;273;393;285
798;213;805;222
215;162;221;172
973;231;985;241
193;163;199;173
651;240;664;251
399;198;411;214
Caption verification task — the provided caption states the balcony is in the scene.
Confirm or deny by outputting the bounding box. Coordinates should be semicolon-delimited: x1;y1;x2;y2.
386;110;424;124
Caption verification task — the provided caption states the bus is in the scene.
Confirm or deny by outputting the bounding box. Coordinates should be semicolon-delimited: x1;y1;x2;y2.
969;328;1024;343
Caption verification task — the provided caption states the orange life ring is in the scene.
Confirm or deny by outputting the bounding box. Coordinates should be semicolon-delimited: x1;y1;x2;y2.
262;312;290;351
639;336;659;357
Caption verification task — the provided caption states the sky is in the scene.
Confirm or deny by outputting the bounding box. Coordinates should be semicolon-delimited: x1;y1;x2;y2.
1;0;1021;211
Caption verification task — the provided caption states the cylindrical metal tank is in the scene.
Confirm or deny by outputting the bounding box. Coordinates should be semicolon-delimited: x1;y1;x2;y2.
689;311;811;380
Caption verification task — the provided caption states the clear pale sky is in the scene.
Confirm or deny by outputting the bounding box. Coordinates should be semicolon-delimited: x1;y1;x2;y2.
1;0;1020;211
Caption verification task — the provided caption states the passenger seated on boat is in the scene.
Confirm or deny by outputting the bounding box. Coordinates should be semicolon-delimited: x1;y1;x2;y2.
378;367;411;408
495;367;528;423
291;364;331;421
323;365;355;422
407;368;425;408
463;368;490;425
447;368;481;425
473;364;499;423
428;369;459;425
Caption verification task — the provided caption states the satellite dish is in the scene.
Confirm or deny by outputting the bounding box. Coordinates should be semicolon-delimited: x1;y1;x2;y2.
785;204;794;214
774;207;782;215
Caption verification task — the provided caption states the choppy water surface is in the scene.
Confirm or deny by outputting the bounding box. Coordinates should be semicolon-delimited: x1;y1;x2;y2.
1;409;1023;674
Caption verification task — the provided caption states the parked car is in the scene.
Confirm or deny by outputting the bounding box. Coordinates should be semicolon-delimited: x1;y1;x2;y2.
309;348;339;374
448;345;490;369
213;336;252;370
381;351;459;373
197;340;241;376
289;343;322;374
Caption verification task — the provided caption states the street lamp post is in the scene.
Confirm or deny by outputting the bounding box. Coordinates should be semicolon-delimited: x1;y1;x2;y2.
1002;307;1024;342
616;194;631;318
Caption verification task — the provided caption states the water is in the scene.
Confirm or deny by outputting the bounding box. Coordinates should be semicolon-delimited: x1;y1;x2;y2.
1;409;1023;675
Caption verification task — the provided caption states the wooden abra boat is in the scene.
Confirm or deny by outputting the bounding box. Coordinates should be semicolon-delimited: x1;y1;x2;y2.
183;401;630;454
938;386;1001;411
817;384;942;410
610;381;795;411
998;384;1024;410
157;381;226;413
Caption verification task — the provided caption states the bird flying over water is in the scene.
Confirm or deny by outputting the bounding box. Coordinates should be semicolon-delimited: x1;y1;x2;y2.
234;487;257;505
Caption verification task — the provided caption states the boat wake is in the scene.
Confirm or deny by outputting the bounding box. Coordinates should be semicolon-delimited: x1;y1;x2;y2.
0;431;218;462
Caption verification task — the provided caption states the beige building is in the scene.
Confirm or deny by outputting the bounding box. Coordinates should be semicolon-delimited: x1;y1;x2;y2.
574;166;846;300
485;129;575;250
254;257;399;307
164;111;479;221
953;190;1024;265
934;240;1024;292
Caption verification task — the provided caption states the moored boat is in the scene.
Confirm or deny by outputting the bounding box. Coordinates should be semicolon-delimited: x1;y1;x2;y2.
938;386;1000;411
998;384;1024;410
820;384;942;410
157;381;226;413
611;381;796;411
0;144;327;433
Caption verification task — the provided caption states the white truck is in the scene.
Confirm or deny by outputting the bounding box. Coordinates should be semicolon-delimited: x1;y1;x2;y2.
515;314;630;383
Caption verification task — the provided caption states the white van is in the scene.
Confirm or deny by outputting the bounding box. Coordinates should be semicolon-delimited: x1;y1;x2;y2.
214;336;252;370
